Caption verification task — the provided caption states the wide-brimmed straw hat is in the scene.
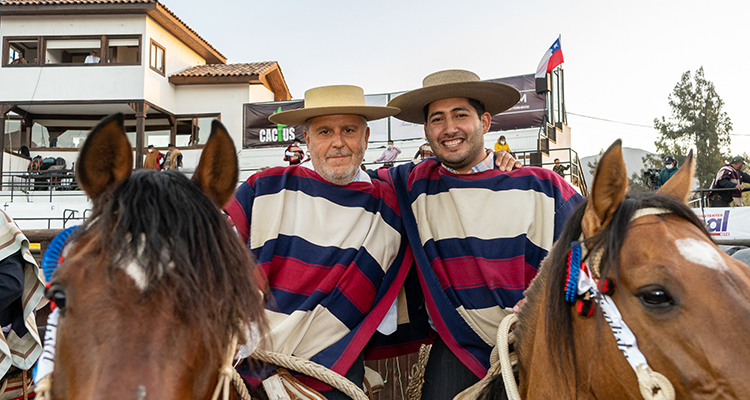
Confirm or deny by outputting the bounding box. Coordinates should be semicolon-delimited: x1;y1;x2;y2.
269;85;400;126
388;69;521;124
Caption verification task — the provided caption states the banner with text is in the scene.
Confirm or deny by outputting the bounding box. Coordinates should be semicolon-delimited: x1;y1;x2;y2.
693;207;750;242
243;74;546;148
243;100;305;148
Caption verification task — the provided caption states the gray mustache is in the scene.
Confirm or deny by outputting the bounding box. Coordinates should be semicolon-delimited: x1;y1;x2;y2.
326;150;353;158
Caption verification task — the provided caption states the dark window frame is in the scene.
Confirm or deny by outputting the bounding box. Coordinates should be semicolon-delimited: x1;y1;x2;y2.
2;34;142;67
149;39;165;76
3;36;42;66
173;113;221;149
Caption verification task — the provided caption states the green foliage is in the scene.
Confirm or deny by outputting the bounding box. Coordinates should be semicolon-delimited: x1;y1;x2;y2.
653;67;733;188
587;148;604;176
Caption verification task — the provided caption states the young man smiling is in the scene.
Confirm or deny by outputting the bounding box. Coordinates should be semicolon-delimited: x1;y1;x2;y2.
382;69;585;398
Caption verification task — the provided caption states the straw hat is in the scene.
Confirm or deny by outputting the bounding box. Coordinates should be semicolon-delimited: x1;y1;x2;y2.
269;85;400;126
388;70;521;124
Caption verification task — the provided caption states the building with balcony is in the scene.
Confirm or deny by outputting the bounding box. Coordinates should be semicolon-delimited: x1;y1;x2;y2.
0;0;291;178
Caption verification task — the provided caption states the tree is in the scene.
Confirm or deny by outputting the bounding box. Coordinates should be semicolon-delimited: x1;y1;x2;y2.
587;149;604;176
654;67;733;188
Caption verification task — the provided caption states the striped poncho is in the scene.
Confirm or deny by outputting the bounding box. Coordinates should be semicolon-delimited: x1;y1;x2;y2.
0;211;46;379
225;164;411;389
381;159;583;378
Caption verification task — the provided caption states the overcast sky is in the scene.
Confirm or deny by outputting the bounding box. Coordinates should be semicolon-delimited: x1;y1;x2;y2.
166;0;749;159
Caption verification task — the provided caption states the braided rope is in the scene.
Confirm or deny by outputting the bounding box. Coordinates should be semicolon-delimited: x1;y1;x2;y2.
405;344;432;400
211;336;239;400
496;313;521;400
231;368;253;400
33;375;51;400
251;349;369;400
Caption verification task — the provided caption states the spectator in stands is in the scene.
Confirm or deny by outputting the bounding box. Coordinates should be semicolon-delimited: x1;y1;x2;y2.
707;155;750;207
84;50;100;64
0;211;44;387
163;143;183;171
494;135;510;153
552;158;569;178
374;140;401;167
283;140;305;165
413;139;435;161
18;146;30;158
658;155;678;186
143;145;164;170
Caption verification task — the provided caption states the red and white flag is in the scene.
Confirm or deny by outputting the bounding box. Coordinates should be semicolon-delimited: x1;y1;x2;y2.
535;37;564;78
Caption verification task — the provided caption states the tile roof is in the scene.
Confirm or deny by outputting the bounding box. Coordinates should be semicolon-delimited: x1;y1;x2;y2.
0;0;154;4
0;0;225;62
170;62;277;78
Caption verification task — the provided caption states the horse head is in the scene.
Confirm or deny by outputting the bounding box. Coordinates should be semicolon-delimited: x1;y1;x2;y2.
516;140;750;399
46;114;264;399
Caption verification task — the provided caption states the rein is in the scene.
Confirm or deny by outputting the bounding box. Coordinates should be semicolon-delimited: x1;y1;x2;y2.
496;207;676;400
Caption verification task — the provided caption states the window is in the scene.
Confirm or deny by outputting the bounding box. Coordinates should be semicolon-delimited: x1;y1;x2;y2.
107;37;140;64
31;125;88;149
45;38;101;64
5;37;40;65
149;40;165;75
3;35;141;67
175;115;219;147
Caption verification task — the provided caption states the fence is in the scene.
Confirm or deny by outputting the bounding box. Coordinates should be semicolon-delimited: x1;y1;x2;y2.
0;169;79;202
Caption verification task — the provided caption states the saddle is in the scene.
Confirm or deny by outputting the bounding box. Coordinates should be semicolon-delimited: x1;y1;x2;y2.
0;369;33;400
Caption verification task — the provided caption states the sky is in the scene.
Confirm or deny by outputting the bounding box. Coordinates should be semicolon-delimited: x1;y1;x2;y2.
166;0;750;159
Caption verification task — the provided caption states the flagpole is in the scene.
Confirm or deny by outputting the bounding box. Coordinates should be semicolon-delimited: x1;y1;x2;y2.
558;34;567;125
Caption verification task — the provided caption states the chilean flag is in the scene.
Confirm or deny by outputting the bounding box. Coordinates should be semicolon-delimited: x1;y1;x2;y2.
535;37;564;78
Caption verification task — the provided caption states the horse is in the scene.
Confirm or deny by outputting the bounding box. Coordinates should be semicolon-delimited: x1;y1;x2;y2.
43;114;266;399
478;140;750;399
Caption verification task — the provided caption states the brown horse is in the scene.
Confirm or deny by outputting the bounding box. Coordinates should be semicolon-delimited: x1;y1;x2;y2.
44;114;265;399
480;140;750;399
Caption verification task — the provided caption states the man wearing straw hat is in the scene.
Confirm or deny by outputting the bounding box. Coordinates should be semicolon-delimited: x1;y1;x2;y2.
382;69;584;398
225;85;414;399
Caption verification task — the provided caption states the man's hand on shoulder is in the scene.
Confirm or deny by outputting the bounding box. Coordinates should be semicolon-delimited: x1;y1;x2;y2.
494;150;522;172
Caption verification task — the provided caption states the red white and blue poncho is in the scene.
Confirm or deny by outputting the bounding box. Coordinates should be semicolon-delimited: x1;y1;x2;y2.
379;159;583;378
226;164;411;390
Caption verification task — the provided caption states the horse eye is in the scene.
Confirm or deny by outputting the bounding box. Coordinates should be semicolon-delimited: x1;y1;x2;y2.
637;287;674;309
45;285;67;312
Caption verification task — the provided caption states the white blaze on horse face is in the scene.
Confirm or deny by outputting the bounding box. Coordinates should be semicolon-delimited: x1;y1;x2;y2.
124;261;148;292
676;238;728;271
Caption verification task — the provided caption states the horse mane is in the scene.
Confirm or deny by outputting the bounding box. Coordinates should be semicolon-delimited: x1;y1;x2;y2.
517;191;710;392
78;169;265;358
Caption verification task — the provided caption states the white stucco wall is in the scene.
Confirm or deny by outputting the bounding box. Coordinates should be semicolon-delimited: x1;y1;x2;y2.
0;15;147;101
174;83;274;152
142;17;205;110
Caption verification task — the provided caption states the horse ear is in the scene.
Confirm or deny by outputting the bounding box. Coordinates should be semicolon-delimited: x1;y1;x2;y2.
77;113;133;201
657;149;694;203
581;140;628;238
192;120;239;208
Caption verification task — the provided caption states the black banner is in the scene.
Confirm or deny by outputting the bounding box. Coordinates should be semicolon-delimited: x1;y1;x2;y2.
243;100;306;148
243;74;547;148
488;74;546;131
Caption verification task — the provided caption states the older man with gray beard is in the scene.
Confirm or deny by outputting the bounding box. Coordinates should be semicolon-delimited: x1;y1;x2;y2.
226;85;411;399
